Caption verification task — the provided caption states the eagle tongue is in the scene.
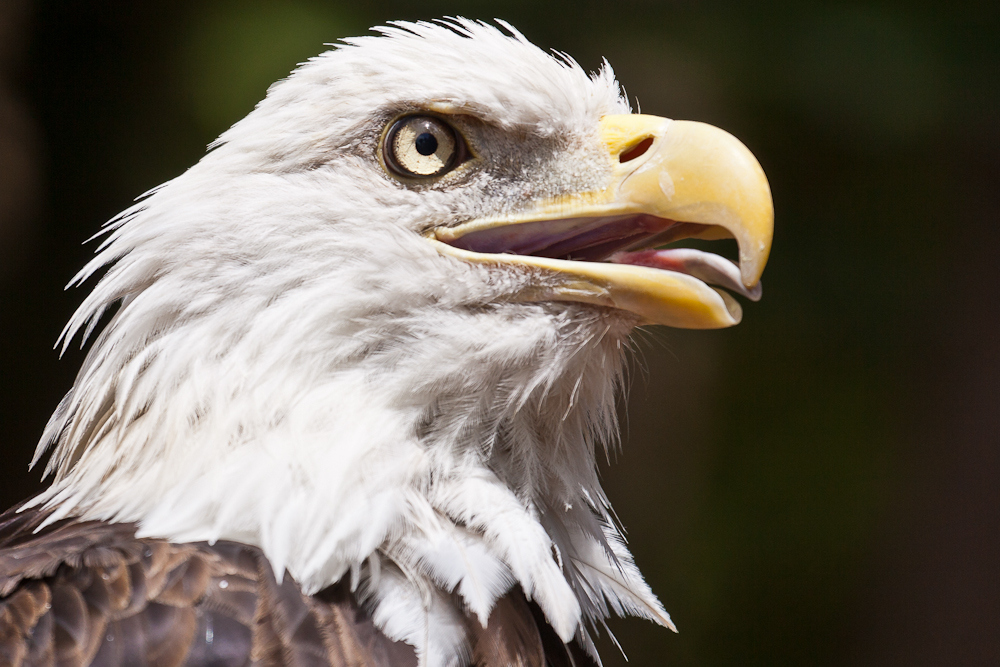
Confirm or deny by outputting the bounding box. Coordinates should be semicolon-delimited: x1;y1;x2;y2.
609;248;763;302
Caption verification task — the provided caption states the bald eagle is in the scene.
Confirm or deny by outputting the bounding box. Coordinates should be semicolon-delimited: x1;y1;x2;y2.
0;20;772;667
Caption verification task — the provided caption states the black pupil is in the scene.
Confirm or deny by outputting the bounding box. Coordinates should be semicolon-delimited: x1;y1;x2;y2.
415;132;438;156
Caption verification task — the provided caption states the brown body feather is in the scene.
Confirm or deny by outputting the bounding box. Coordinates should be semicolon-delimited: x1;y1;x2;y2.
0;506;596;667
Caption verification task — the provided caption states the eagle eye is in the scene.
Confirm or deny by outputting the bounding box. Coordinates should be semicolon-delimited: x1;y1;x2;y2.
383;115;465;179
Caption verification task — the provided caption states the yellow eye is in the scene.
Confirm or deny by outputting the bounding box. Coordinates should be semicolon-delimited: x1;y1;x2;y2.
384;115;464;179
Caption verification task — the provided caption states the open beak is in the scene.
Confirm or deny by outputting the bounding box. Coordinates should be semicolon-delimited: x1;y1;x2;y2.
427;114;774;329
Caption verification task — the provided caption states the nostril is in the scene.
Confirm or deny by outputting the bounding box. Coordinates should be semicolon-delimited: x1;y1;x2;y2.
619;137;653;163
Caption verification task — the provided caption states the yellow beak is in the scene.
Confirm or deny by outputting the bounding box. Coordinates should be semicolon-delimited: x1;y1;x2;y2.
430;114;774;329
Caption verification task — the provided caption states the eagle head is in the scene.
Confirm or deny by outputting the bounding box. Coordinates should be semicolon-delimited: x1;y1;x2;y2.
31;20;772;665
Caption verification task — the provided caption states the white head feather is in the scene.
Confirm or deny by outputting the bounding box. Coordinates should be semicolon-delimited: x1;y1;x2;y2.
30;20;673;665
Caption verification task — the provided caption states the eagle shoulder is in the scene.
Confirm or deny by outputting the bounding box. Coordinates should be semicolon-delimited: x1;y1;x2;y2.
0;507;591;667
0;506;415;666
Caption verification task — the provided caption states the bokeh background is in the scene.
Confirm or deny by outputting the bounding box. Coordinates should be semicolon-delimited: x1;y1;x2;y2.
1;1;997;664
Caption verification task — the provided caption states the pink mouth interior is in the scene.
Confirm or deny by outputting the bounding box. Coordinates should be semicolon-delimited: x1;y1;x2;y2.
448;214;674;262
444;214;760;301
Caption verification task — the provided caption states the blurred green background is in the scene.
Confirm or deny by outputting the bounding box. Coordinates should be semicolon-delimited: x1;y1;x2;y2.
0;1;996;664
